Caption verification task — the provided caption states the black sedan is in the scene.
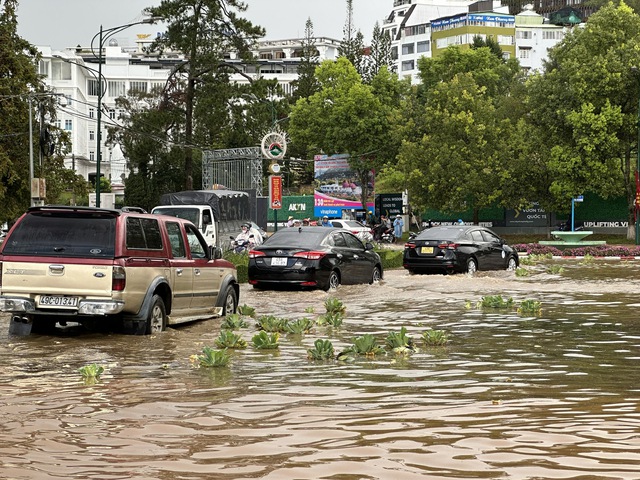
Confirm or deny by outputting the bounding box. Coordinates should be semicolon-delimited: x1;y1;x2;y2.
248;227;383;290
403;225;519;274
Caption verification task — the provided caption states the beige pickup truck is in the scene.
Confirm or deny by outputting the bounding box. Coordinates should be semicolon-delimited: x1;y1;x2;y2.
0;206;239;335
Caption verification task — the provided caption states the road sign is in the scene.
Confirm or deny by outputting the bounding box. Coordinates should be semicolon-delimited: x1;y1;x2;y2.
269;175;282;209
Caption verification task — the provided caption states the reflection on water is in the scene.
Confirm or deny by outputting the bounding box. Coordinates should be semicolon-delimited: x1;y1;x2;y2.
2;262;640;479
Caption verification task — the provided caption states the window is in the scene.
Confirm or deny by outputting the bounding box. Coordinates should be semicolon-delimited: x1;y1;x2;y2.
401;60;415;71
519;48;531;59
89;130;95;141
166;222;186;258
109;108;116;120
516;30;532;39
417;41;430;53
391;46;398;60
89;107;95;119
39;60;49;76
90;151;95;161
108;81;126;98
129;81;148;93
88;79;100;96
126;217;163;250
64;119;72;131
498;35;514;45
52;61;71;80
402;43;415;55
186;224;206;258
543;30;563;40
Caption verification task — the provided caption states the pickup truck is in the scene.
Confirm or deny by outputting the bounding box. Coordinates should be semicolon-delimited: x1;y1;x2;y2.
0;206;239;335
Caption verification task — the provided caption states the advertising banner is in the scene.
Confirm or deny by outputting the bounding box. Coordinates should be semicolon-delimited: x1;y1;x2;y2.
269;175;282;209
505;202;548;227
314;154;374;218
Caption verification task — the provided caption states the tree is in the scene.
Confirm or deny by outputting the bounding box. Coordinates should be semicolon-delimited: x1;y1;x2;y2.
338;0;366;76
144;0;265;191
290;18;320;102
288;58;401;209
526;2;640;237
363;22;395;82
471;35;505;60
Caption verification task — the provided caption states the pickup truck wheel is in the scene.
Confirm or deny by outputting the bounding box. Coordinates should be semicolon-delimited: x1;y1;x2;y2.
222;285;238;316
146;295;167;334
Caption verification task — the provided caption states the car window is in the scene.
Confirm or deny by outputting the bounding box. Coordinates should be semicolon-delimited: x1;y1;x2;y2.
166;221;186;258
185;224;207;259
481;230;502;244
343;232;364;249
416;227;463;241
262;229;328;248
2;211;116;258
470;230;484;242
126;217;163;250
331;232;347;247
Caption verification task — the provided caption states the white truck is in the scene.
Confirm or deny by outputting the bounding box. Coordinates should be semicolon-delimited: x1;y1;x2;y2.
152;190;251;249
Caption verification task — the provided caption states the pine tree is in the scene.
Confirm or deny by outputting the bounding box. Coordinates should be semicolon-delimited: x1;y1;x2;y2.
291;18;320;101
364;22;395;82
338;0;365;76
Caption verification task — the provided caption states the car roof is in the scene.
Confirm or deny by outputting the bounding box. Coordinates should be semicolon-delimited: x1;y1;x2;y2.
416;225;485;240
259;227;339;247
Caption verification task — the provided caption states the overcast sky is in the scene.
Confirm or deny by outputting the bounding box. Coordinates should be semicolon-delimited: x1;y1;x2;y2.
16;0;391;50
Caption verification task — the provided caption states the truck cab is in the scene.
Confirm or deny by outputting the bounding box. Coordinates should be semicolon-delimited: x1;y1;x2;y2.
151;204;217;248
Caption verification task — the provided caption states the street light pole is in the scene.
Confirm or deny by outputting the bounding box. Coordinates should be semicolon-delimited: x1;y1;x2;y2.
92;17;159;208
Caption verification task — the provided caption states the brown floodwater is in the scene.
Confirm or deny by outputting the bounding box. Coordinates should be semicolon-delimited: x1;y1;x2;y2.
2;260;640;479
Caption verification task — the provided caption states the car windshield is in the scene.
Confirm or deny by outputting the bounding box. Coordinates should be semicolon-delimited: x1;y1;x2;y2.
262;228;328;248
416;226;466;241
2;211;116;258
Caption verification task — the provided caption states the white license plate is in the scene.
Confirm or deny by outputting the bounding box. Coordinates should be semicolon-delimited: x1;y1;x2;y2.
39;295;79;308
271;257;288;266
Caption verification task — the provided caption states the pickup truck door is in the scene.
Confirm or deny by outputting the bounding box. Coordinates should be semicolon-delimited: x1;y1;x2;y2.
166;221;193;312
185;224;221;309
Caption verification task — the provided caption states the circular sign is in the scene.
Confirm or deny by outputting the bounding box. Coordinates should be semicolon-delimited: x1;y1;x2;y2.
261;131;287;160
269;162;281;174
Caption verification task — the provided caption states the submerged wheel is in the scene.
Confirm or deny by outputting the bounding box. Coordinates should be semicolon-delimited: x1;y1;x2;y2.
221;285;238;316
325;270;340;291
146;294;167;334
370;266;382;284
507;257;518;271
466;258;478;274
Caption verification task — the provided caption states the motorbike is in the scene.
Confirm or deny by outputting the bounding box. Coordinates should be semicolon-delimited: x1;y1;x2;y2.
228;235;254;254
373;224;395;243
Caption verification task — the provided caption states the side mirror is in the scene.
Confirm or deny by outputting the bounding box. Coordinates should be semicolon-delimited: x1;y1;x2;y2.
365;242;374;250
212;246;223;259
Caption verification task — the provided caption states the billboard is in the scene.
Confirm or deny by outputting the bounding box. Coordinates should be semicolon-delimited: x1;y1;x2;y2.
314;154;374;218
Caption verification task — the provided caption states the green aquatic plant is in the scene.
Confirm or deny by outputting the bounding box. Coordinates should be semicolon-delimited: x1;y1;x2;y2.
324;298;346;315
344;333;385;357
515;267;530;277
220;313;248;330
252;331;280;349
385;326;416;355
477;295;514;310
517;299;542;315
580;254;595;265
307;339;335;360
304;306;315;313
316;311;344;327
546;264;564;275
237;304;256;317
422;329;448;346
519;253;553;265
79;363;104;381
285;317;315;334
214;330;247;349
193;347;230;367
256;315;289;333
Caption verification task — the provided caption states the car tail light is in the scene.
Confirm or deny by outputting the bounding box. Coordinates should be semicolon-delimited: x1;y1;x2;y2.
112;265;126;291
404;243;416;249
438;242;458;250
248;250;266;258
294;251;327;260
351;230;359;234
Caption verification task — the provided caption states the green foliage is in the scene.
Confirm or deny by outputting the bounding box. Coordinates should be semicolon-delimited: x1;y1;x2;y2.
520;253;553;265
477;295;515;309
580;254;595;265
237;304;256;317
344;333;385;356
224;252;249;283
376;249;404;269
285;318;315;334
214;330;247;349
316;312;344;327
78;363;104;380
422;329;449;346
385;326;417;355
304;306;315;314
255;315;289;333
547;264;565;274
517;299;542;315
193;347;230;367
324;298;346;315
220;313;248;330
307;339;335;360
252;331;280;349
515;267;530;277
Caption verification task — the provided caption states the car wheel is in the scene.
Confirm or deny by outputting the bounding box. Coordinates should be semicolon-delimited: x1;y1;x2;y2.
370;266;382;284
325;270;340;291
466;258;478;274
507;257;518;271
221;285;238;316
146;294;167;334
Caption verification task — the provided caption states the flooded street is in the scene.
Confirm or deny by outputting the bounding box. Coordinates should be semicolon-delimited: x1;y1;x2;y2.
2;260;640;479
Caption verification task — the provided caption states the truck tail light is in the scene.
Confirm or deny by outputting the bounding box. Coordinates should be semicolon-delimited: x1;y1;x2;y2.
112;266;126;291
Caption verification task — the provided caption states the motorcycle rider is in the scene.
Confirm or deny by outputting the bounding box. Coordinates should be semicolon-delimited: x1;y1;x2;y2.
233;223;262;252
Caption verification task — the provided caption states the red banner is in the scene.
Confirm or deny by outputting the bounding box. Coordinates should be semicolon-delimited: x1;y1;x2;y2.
269;175;282;210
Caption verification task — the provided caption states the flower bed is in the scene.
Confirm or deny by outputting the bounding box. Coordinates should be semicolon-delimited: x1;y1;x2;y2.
513;243;640;257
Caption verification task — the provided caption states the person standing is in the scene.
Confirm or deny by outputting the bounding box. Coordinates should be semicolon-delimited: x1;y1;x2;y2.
393;215;404;243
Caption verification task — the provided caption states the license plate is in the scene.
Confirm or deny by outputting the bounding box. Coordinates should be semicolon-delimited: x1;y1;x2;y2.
39;295;79;308
271;257;288;266
421;246;434;254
